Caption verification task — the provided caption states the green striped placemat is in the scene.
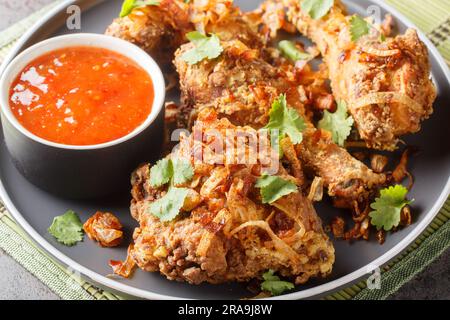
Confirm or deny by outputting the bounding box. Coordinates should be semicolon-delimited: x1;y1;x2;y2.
0;0;449;300
0;205;123;300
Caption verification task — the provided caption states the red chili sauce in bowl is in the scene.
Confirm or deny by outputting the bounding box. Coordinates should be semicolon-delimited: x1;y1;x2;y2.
8;47;153;146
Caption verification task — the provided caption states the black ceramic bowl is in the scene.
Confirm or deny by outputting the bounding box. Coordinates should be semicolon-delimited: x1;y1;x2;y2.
0;34;165;199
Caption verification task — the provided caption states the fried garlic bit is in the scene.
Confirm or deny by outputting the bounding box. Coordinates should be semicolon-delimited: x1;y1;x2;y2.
83;211;123;247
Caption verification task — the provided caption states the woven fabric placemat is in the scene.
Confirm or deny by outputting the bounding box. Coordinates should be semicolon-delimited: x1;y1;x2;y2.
0;0;449;300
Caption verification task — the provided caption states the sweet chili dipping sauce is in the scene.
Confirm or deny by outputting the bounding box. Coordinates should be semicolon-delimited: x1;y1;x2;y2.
9;47;153;145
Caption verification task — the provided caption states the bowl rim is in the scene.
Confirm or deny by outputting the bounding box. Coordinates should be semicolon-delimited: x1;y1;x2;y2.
0;33;166;150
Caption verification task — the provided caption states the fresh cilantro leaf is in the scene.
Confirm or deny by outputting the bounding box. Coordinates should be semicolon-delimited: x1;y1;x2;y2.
369;185;413;231
148;187;190;222
318;100;354;146
150;158;172;187
120;0;160;18
48;210;84;246
148;158;194;221
186;31;205;42
172;158;194;185
150;158;194;187
264;94;306;145
120;0;138;17
180;31;223;65
256;175;298;204
261;270;295;296
278;40;312;62
350;15;372;42
301;0;334;20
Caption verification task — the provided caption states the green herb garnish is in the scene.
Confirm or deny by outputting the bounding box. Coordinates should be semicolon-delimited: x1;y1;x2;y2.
180;31;224;65
48;210;84;246
150;158;172;187
150;158;194;187
301;0;334;20
369;185;413;231
172;158;195;185
149;187;190;222
278;40;312;62
261;270;295;296
148;157;194;221
350;15;372;42
119;0;160;18
256;175;298;204
264;94;306;145
318;100;354;146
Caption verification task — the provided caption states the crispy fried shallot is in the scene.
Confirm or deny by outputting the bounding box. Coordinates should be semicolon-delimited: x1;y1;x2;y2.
400;206;412;227
371;154;389;173
392;148;414;188
376;230;386;245
308;177;324;202
330;217;345;239
109;245;137;278
83;211;123;247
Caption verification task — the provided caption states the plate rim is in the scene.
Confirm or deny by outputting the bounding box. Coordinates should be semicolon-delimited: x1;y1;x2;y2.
0;0;449;300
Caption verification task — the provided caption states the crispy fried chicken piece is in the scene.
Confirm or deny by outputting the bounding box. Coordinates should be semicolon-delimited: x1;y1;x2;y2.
123;109;334;285
105;0;192;65
280;0;436;150
176;40;284;126
83;211;123;247
246;0;297;39
174;39;385;204
298;128;384;202
105;0;264;65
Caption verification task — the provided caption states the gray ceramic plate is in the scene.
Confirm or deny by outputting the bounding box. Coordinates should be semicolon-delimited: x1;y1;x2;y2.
0;0;449;300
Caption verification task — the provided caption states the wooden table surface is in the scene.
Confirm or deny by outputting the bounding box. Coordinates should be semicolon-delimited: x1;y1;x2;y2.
0;0;448;300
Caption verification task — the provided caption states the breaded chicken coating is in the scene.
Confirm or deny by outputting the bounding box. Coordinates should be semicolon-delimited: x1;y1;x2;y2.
124;109;334;285
106;0;264;65
279;0;436;150
174;39;385;204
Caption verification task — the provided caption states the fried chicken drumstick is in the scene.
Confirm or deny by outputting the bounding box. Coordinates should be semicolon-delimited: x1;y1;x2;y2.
106;0;192;65
125;110;334;285
280;0;436;150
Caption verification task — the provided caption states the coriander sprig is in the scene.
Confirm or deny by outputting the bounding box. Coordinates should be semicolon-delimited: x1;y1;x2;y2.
261;270;295;296
148;158;194;222
264;94;306;146
48;210;84;246
256;175;298;204
369;185;413;231
180;31;224;65
318;100;354;146
350;15;372;42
